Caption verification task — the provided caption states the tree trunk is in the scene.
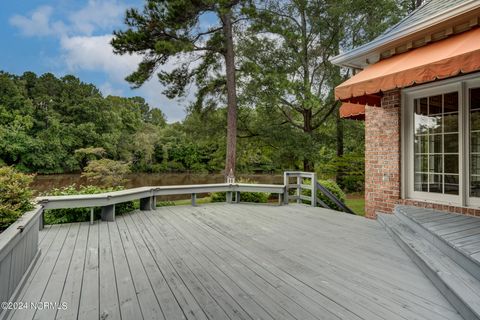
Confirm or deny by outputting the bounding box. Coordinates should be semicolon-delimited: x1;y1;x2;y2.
222;10;238;181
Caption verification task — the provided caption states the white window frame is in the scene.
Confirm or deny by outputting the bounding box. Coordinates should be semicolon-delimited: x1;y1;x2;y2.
402;73;480;207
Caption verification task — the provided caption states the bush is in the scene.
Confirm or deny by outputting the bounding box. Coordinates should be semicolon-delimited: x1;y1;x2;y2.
0;166;34;230
81;159;131;187
43;185;135;224
211;178;270;203
316;179;346;211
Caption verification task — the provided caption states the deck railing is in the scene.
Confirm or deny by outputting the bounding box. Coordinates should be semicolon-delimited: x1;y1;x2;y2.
36;171;355;228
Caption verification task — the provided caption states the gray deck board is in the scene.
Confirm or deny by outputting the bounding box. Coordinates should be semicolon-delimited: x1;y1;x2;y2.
6;204;463;320
401;208;480;269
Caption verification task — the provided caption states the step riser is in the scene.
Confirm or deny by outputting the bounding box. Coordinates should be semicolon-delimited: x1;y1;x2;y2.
396;209;480;282
378;215;479;320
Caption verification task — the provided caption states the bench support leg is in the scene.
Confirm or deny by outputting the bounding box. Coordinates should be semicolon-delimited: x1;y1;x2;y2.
226;192;233;204
101;204;115;221
140;197;153;211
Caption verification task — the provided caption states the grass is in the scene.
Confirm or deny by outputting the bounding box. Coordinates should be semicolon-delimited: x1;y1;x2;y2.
345;197;365;216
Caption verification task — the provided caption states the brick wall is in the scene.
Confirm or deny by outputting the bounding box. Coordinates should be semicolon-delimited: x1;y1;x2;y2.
365;90;401;219
364;89;480;218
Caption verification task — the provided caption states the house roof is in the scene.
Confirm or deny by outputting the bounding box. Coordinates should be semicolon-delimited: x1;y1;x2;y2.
331;0;480;69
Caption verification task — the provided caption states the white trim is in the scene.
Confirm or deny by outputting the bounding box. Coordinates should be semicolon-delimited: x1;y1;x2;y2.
402;73;480;208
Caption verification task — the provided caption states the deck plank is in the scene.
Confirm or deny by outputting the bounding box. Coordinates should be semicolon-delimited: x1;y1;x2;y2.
55;222;90;320
98;221;121;320
107;220;143;320
183;204;458;320
8;204;466;320
77;222;99;320
115;216;164;320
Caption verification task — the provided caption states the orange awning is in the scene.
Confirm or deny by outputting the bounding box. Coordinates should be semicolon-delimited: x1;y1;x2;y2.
340;103;365;120
335;27;480;103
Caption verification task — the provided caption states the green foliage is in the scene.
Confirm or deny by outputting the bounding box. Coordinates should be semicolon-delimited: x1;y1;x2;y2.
81;159;131;187
316;179;346;211
0;166;34;230
211;178;270;203
43;185;135;224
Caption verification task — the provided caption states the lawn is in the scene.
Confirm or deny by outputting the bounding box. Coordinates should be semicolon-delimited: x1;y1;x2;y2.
345;197;365;216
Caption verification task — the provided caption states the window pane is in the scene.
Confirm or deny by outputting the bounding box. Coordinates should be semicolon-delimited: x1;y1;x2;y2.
429;174;443;193
444;155;458;174
470;87;480;198
471;154;480;175
415;135;428;153
429;134;442;153
444;133;458;153
444;113;458;133
471;88;480;109
429;95;443;114
471;175;480;197
415;155;428;172
414;173;428;192
471;131;480;153
429;155;442;173
415;98;429;134
444;175;459;195
471;110;480;131
444;92;458;112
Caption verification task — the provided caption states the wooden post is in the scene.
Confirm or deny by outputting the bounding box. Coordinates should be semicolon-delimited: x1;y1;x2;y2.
278;193;283;206
140;197;152;211
296;176;301;204
311;173;317;207
151;196;156;210
226;192;233;204
235;192;240;203
191;193;197;206
39;209;44;230
101;204;115;221
90;208;94;225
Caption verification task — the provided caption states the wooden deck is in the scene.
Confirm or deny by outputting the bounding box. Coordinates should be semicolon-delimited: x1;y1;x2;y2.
400;207;480;264
4;204;462;320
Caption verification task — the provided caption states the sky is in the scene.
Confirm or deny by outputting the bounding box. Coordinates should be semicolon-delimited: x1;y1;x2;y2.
0;0;191;122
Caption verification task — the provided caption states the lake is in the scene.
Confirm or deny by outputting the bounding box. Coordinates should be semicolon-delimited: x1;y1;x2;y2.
32;173;284;199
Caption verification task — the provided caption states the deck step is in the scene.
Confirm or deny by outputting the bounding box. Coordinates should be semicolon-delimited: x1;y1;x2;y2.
378;213;480;320
395;205;480;282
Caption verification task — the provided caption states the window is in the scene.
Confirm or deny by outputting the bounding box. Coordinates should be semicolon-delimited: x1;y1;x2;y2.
413;92;459;195
403;74;480;206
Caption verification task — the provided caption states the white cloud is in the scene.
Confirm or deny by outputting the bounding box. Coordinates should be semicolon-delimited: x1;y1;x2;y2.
9;6;66;37
68;0;127;35
9;2;193;121
60;34;189;122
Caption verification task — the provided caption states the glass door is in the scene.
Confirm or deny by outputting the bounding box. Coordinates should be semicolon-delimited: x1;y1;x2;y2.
469;86;480;200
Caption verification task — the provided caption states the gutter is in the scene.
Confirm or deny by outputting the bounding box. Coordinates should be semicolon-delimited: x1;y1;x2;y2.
331;0;480;68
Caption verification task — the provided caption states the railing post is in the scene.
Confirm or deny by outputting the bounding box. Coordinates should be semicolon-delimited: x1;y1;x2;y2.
311;173;317;207
283;172;289;205
39;209;44;230
296;175;301;204
191;193;197;206
235;191;240;203
226;192;233;204
90;208;94;225
151;196;157;210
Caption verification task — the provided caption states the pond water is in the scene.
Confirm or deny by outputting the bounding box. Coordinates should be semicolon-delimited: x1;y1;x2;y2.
32;173;284;199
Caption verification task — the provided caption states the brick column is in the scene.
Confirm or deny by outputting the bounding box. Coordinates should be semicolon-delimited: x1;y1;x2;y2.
365;89;401;219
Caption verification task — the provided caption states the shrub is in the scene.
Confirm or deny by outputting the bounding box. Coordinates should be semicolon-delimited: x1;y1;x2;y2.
43;185;135;224
0;166;34;230
316;179;346;211
211;178;270;203
81;159;131;187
